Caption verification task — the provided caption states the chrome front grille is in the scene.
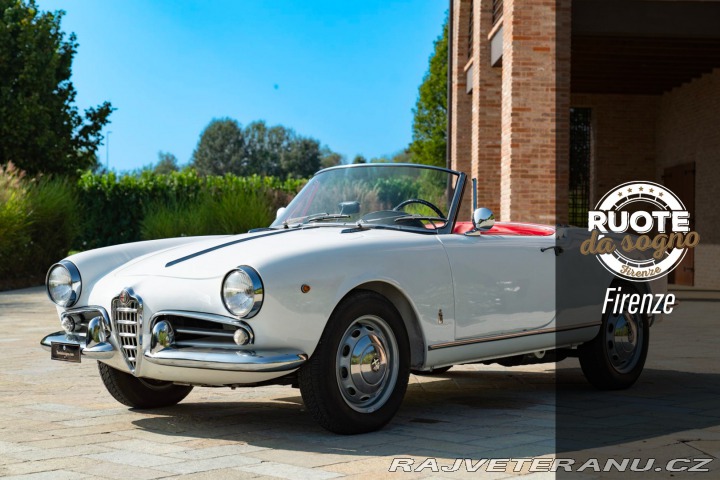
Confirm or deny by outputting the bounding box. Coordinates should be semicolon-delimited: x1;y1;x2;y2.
112;290;141;370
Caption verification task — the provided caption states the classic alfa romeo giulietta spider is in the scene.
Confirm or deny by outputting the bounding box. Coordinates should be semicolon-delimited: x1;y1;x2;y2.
42;164;664;434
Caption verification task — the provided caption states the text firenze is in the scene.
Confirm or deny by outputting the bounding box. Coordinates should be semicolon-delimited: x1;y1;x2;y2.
603;286;675;315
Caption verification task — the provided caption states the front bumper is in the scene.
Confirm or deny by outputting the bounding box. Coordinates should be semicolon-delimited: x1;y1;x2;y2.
41;332;114;359
41;331;307;373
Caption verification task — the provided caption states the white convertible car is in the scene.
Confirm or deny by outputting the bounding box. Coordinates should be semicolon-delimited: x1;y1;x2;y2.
42;164;662;434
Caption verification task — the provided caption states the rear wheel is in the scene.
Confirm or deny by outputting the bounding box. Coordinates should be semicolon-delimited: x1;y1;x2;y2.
98;362;193;408
578;283;649;390
299;290;410;434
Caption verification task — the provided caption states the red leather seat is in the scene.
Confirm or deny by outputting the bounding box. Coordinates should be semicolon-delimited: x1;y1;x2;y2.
452;222;475;234
452;221;554;236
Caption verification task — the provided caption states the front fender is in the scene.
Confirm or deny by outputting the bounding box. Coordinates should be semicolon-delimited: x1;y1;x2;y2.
250;235;454;360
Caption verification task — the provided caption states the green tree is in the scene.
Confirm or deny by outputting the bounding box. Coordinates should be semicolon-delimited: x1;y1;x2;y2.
0;0;113;176
320;147;343;169
352;154;367;164
391;149;412;163
244;120;322;178
409;16;448;168
191;118;246;176
154;151;179;174
242;121;271;176
194;117;332;178
283;137;321;178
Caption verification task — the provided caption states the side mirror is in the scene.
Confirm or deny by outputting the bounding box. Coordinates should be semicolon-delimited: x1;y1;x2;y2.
467;207;495;236
276;207;287;219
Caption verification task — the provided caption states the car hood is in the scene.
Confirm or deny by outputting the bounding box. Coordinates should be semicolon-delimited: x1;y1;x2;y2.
111;227;378;280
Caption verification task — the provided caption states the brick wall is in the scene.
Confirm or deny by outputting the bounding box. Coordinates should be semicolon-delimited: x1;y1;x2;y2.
469;0;502;218
500;0;570;224
450;0;474;216
570;94;659;205
656;69;720;289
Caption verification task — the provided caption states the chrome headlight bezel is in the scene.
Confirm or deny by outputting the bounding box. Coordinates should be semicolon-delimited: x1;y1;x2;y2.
222;266;264;319
46;260;82;308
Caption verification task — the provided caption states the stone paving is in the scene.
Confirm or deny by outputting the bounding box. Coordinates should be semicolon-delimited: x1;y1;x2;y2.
0;286;718;479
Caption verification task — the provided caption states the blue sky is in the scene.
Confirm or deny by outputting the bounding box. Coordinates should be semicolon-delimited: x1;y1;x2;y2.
38;0;447;172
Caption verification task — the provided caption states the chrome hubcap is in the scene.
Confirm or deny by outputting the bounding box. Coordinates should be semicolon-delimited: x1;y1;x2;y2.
605;311;643;374
336;315;398;413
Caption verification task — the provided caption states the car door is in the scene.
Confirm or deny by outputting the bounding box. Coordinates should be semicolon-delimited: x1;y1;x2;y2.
438;232;556;341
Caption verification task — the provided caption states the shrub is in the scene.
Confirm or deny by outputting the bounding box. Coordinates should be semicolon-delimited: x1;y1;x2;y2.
24;177;80;274
0;167;304;290
141;189;275;240
0;164;31;285
77;170;303;248
0;164;78;290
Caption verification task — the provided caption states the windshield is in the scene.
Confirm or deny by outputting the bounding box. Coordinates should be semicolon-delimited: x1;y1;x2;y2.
271;164;462;232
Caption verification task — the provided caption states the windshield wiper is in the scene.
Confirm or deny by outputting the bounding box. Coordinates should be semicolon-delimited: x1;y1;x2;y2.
280;212;348;229
304;213;351;224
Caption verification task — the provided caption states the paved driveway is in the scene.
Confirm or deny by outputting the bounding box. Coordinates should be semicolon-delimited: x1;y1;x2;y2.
0;287;718;479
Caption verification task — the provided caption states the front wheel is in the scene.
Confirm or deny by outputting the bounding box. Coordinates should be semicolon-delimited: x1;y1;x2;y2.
98;362;193;408
299;291;410;434
578;283;649;390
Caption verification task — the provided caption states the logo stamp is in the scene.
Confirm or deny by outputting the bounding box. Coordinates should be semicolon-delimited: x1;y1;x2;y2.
119;289;130;305
581;181;700;282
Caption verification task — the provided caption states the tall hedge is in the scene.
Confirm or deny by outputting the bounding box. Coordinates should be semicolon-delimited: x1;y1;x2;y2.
76;170;305;250
0;167;305;290
0;163;79;290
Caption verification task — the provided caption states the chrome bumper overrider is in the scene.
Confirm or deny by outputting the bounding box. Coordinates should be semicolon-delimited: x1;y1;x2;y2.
41;331;307;373
41;332;114;359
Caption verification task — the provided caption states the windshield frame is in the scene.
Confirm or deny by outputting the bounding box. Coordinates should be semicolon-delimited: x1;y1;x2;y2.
277;163;467;235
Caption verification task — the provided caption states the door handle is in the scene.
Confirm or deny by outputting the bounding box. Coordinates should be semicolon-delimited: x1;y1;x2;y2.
540;246;564;256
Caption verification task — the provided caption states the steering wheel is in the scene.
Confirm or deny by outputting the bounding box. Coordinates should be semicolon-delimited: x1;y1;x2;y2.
392;198;445;219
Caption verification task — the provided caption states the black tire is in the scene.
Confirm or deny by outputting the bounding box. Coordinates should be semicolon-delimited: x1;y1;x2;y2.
98;362;193;408
578;283;650;390
411;366;452;375
299;290;410;434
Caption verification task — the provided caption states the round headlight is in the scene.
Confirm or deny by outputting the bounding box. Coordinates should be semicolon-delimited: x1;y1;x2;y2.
222;266;263;318
46;261;82;307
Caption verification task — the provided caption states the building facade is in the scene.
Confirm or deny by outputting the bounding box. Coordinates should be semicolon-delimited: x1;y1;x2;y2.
450;0;720;287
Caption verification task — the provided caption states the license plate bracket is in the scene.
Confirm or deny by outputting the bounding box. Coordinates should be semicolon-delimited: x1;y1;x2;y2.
51;343;81;363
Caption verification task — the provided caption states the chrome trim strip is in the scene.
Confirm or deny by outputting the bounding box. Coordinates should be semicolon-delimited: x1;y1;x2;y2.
427;322;601;351
175;328;234;338
61;306;110;323
317;162;461;176
144;347;307;372
40;331;114;359
115;307;138;313
149;311;255;346
174;340;238;349
151;310;251;327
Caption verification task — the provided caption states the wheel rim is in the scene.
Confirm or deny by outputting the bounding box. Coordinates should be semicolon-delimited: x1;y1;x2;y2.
604;310;644;374
336;315;399;413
